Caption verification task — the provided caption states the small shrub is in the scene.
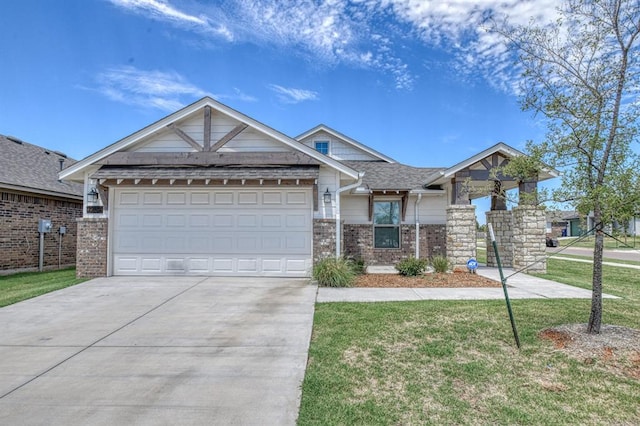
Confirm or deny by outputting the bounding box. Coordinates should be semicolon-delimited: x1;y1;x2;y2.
313;257;356;287
395;257;428;276
348;258;366;275
430;255;451;273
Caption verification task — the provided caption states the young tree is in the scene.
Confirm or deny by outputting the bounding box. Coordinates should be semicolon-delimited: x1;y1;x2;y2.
497;0;640;333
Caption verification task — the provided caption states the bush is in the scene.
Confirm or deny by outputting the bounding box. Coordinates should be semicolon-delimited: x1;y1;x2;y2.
430;255;451;273
313;257;356;287
395;257;428;276
348;258;366;275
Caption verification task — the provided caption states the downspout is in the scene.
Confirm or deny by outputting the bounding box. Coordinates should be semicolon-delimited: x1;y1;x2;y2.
335;173;364;258
415;193;423;259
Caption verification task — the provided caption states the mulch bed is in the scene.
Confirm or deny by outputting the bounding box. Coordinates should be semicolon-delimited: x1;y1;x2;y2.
539;324;640;380
355;272;501;288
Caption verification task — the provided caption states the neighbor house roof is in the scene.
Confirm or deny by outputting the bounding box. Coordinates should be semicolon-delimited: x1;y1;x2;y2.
342;161;445;191
0;134;83;199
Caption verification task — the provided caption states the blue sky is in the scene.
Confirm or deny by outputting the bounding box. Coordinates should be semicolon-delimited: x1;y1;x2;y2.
1;0;560;215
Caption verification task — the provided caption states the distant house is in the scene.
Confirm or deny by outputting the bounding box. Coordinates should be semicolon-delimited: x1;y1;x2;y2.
545;210;577;237
0;135;83;274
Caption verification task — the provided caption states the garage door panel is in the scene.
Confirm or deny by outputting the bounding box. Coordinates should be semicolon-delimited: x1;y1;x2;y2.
141;258;161;272
212;258;234;273
112;187;312;276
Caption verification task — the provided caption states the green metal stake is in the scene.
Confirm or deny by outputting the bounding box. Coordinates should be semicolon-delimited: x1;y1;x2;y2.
488;223;521;349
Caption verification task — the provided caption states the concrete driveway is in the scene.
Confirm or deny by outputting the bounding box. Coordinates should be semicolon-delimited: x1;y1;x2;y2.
0;276;317;425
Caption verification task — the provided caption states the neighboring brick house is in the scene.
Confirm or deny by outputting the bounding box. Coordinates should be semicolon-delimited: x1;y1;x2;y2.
0;135;83;274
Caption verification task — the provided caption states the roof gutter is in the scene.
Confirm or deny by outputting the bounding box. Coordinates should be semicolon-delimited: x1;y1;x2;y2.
335;173;364;258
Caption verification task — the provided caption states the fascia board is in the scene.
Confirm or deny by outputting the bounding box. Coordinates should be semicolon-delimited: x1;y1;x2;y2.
296;124;396;163
0;183;83;201
430;142;560;183
59;98;213;181
61;97;360;181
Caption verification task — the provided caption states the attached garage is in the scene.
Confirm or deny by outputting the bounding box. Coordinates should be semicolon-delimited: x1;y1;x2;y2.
111;187;313;276
61;97;362;278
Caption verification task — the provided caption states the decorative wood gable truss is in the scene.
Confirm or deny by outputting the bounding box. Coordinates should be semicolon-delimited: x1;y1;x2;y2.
167;106;249;152
93;104;328;212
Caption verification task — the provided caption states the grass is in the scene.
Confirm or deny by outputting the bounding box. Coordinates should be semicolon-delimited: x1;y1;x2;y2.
0;268;87;307
559;235;638;249
299;258;640;425
550;252;640;267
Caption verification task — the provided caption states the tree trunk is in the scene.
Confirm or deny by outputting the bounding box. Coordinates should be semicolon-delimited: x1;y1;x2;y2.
588;208;604;334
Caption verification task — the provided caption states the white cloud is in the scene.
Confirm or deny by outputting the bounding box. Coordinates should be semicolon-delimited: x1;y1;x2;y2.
109;0;562;93
108;0;233;41
269;85;319;104
378;0;559;91
93;66;258;110
95;66;209;111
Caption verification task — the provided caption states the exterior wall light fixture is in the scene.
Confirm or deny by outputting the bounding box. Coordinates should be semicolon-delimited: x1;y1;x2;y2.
323;188;332;204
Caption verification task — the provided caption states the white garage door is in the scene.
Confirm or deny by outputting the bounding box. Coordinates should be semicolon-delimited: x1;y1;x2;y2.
111;187;313;276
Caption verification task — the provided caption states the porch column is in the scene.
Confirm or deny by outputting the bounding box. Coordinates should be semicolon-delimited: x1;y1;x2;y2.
446;205;476;271
76;217;108;278
485;210;513;268
512;206;547;273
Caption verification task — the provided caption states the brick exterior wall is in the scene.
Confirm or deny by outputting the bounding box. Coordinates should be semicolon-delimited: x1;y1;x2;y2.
343;224;446;265
76;217;108;278
313;219;337;262
0;190;82;274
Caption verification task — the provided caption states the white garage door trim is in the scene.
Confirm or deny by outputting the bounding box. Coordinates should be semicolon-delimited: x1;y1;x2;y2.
111;187;313;277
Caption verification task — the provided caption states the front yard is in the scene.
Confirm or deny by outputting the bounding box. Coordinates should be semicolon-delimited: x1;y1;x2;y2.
299;259;640;425
0;268;87;307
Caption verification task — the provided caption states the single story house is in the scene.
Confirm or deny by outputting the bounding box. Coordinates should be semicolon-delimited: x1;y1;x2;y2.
0;135;83;274
60;97;556;278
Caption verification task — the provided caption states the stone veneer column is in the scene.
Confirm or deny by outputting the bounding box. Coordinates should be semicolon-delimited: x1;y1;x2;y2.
446;205;476;271
313;219;337;262
485;210;514;268
76;218;108;278
512;206;547;273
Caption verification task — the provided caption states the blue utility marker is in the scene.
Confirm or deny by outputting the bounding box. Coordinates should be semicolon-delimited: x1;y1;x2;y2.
467;258;478;271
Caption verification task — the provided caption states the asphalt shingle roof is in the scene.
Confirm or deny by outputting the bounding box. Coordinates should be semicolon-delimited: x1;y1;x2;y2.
342;161;445;191
0;135;83;198
91;166;319;180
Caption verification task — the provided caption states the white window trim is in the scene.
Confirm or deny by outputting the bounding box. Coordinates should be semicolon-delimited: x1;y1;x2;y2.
373;199;402;249
314;139;331;155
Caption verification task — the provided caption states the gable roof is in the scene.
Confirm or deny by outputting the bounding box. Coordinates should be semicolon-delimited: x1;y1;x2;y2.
342;161;445;191
60;97;359;182
0;134;83;199
422;142;560;186
295;124;396;163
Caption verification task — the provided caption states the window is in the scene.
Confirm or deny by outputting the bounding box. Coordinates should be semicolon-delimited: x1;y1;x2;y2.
314;141;329;155
373;201;400;248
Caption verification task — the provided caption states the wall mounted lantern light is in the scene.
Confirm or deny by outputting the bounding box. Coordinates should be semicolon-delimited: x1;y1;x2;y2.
87;187;99;203
323;188;332;204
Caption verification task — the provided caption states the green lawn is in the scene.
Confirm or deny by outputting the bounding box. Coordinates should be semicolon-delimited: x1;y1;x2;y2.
560;235;638;249
0;268;87;307
299;259;640;425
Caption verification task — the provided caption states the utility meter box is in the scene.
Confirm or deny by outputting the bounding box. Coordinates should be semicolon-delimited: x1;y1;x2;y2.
59;226;67;235
38;219;52;233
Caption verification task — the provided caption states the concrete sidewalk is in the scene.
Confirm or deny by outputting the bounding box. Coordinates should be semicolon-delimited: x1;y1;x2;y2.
316;266;619;303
